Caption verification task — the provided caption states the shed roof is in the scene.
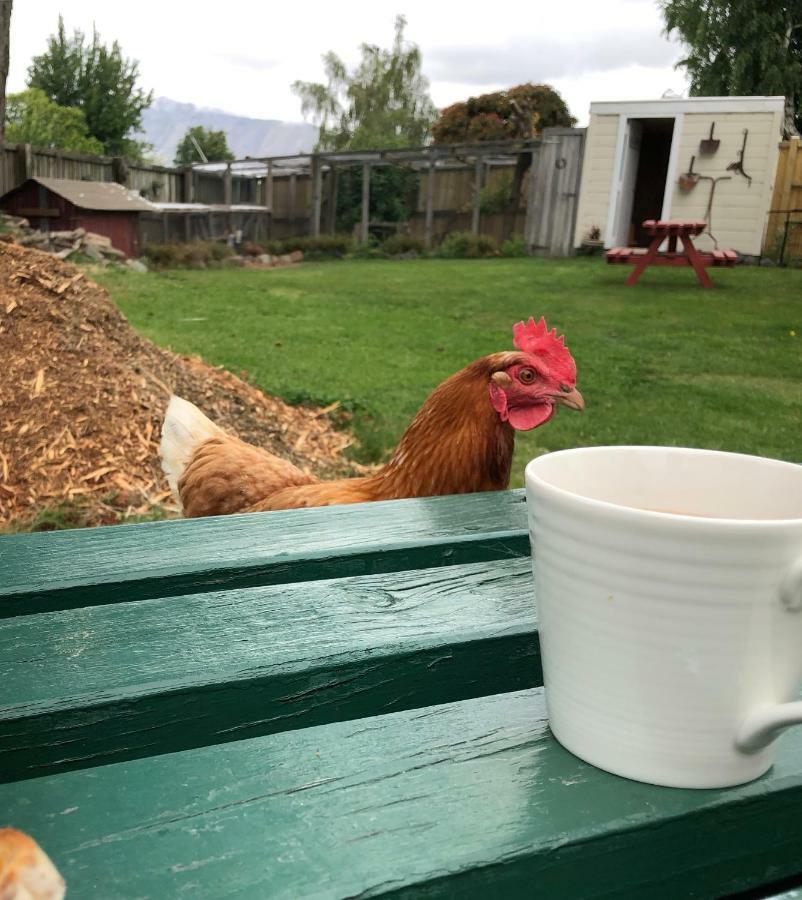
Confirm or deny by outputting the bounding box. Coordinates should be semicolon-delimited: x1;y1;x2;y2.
19;177;157;212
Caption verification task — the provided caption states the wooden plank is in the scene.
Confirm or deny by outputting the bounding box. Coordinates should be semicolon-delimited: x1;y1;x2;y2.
5;688;802;898
361;161;371;244
16;207;59;217
0;557;538;782
0;490;529;615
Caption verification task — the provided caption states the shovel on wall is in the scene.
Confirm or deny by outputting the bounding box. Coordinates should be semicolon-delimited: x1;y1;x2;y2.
699;123;720;155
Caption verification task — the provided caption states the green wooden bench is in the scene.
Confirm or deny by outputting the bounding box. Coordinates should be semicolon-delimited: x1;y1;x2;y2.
2;490;802;898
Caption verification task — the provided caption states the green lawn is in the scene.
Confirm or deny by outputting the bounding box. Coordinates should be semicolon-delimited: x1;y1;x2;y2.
96;258;801;488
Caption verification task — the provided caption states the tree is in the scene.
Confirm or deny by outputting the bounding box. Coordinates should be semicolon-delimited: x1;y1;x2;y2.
5;88;104;153
27;16;153;157
292;15;435;151
174;125;235;165
432;84;576;233
292;16;436;232
660;0;802;136
0;0;11;144
431;83;576;144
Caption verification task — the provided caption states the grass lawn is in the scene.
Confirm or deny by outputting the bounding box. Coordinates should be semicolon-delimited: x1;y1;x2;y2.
96;258;801;488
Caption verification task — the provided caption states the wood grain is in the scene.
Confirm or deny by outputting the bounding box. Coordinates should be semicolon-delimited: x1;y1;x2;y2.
0;558;540;782
0;490;528;616
4;688;802;899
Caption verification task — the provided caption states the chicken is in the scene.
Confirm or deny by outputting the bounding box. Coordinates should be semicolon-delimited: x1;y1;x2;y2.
0;829;66;900
160;316;583;517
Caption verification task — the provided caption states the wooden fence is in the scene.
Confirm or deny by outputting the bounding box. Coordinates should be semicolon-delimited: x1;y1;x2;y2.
763;138;802;263
0;132;587;255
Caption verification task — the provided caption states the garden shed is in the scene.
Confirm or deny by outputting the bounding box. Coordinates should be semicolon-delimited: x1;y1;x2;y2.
573;96;785;257
0;176;155;257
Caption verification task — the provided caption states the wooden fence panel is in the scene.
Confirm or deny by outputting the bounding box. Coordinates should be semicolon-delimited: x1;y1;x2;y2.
763;139;802;262
0;146;17;195
524;128;585;257
29;149;113;183
128;165;184;203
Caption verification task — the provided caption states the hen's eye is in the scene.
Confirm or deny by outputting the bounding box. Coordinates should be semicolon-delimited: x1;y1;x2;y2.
518;367;537;384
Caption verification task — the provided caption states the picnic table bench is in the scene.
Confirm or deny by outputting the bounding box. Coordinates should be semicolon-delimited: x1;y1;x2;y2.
2;491;802;899
606;219;738;288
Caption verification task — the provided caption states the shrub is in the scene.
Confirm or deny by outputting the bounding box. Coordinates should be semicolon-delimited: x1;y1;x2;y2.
436;232;498;259
350;243;385;260
141;241;234;269
381;234;425;256
260;235;355;259
241;241;263;257
500;236;528;258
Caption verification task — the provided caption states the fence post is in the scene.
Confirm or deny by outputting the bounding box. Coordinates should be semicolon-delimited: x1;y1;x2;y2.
289;173;297;234
310;154;322;236
361;162;371;244
424;158;435;250
327;165;338;234
223;163;232;206
471;157;484;236
183;166;194;204
265;161;274;240
111;157;129;186
15;143;32;183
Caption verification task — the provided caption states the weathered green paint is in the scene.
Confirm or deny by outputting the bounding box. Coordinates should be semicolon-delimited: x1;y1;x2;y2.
0;559;540;782
4;688;802;899
5;488;802;897
0;490;528;616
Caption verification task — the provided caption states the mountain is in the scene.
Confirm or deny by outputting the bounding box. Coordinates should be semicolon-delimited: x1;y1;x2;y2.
139;97;319;165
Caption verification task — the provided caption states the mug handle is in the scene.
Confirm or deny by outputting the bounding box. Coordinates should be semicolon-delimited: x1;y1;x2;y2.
736;558;802;755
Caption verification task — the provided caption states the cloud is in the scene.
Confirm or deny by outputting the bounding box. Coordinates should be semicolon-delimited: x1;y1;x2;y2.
426;30;683;87
214;52;279;72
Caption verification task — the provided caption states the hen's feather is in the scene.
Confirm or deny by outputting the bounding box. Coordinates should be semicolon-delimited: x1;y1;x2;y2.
161;396;317;517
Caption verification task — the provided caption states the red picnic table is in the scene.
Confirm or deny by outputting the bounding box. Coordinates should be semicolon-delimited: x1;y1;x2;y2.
606;219;737;288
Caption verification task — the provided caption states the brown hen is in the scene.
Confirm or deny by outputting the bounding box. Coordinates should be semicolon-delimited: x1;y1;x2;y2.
161;317;583;517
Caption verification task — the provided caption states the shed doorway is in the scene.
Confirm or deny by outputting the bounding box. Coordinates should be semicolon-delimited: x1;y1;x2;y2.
610;117;675;247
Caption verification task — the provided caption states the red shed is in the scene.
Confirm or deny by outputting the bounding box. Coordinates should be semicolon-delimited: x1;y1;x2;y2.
0;177;154;257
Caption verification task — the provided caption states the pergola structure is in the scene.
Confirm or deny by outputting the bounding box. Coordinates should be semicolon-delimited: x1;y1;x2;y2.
192;139;542;248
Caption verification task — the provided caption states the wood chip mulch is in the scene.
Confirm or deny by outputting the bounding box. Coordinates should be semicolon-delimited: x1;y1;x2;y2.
0;241;358;529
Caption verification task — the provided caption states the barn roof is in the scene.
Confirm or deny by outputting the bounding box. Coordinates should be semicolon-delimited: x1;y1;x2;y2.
20;177;157;212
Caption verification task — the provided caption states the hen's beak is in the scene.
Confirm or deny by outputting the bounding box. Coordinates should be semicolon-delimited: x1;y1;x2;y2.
553;387;584;411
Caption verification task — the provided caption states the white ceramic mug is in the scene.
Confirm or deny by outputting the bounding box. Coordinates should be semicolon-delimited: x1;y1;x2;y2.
525;446;802;789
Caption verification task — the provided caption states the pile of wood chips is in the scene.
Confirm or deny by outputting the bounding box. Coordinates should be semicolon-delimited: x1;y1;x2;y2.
0;242;357;529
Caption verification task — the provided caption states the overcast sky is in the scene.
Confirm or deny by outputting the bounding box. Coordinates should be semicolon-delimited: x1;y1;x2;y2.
8;0;690;127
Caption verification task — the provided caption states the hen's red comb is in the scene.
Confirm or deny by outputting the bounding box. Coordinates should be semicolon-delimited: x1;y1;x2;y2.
512;316;576;383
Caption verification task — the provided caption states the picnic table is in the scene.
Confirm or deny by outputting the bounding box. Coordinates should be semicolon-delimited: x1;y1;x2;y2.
2;491;802;898
606;219;738;288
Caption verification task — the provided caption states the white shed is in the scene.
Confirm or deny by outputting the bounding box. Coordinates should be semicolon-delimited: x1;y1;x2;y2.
573;96;785;257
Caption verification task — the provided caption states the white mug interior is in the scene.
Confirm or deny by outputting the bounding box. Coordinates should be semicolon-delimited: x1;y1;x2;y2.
527;445;802;522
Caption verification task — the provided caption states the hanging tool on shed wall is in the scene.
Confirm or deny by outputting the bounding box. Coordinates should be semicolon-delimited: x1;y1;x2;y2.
727;130;752;185
678;155;700;191
699;122;720;155
695;174;732;248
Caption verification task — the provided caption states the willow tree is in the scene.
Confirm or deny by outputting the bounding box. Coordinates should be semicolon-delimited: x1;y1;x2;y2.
661;0;802;136
292;15;435;232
